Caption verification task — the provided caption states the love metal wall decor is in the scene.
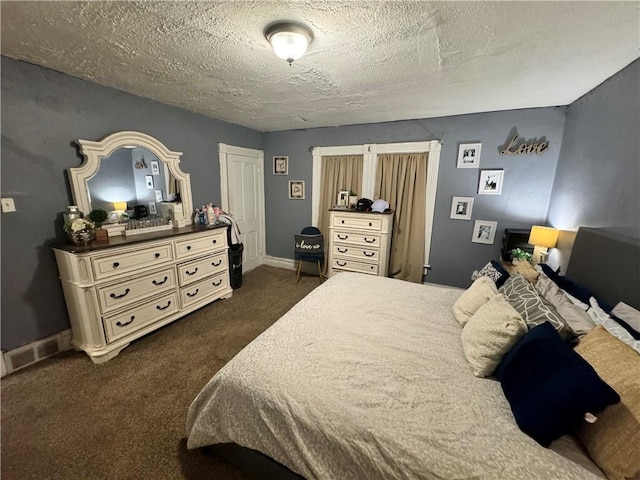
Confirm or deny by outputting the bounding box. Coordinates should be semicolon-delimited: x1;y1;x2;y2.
500;132;549;155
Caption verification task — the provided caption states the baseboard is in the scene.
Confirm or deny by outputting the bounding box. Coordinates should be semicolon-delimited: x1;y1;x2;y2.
2;329;73;376
264;255;323;275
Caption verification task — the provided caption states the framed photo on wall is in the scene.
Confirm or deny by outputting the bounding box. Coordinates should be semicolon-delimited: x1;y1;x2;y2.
450;196;474;220
145;175;154;189
472;220;498;244
273;156;289;175
150;161;160;175
154;189;163;203
457;143;482;168
289;180;305;199
478;169;504;195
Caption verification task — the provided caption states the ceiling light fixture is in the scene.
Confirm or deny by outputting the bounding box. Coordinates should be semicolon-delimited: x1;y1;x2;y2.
265;22;313;65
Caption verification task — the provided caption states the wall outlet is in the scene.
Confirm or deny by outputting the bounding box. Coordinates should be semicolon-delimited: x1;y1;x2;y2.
1;198;16;213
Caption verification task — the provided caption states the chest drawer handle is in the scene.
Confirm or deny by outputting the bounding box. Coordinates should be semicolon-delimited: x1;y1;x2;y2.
212;260;222;267
337;247;348;253
212;279;222;287
363;251;375;257
152;276;168;286
186;288;199;298
116;316;135;327
212;239;217;244
337;261;347;267
156;301;172;311
186;245;192;251
113;262;120;269
109;288;130;299
154;252;161;259
364;237;376;244
186;267;199;276
338;234;348;240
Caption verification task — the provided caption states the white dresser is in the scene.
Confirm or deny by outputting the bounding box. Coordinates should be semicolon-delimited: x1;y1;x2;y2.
327;209;394;278
53;225;232;363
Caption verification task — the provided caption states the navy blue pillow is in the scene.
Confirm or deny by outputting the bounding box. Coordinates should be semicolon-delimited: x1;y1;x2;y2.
495;322;620;447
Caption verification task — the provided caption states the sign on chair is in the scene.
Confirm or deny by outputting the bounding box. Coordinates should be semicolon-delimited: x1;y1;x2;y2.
295;234;323;255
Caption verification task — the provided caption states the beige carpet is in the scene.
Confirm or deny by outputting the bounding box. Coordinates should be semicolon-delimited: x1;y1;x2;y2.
1;265;319;479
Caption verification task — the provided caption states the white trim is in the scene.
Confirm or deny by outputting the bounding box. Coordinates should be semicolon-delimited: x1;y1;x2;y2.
264;255;297;270
424;140;442;267
1;354;7;378
2;329;73;376
218;143;267;269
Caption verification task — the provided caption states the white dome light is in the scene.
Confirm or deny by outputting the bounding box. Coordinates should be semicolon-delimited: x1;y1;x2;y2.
265;22;313;65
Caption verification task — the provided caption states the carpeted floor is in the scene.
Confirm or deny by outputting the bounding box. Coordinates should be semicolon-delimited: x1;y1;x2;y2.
1;265;319;479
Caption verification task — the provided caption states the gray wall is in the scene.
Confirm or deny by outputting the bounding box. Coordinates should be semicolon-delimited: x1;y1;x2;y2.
1;56;262;351
547;59;639;240
263;108;567;287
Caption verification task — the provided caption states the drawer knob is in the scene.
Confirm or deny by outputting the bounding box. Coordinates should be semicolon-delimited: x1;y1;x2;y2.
212;279;222;287
109;288;130;299
338;234;348;240
156;301;172;311
212;260;222;267
363;251;375;257
337;261;347;267
341;220;345;224
155;252;160;259
369;222;372;227
186;288;199;298
186;267;199;276
186;245;192;251
116;316;135;327
364;237;376;244
212;239;217;244
152;276;168;286
113;262;120;268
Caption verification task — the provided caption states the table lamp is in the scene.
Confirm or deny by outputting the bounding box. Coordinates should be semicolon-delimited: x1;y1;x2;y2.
529;226;559;264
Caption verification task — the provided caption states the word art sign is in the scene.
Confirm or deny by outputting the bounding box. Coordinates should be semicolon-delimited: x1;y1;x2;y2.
500;133;548;155
295;234;323;255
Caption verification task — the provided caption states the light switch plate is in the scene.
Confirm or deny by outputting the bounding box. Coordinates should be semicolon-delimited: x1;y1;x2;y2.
1;198;16;213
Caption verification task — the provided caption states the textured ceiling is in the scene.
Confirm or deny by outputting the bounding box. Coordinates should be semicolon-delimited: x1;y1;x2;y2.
2;1;638;132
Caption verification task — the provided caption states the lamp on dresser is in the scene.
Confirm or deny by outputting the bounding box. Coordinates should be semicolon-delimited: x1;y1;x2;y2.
529;226;559;264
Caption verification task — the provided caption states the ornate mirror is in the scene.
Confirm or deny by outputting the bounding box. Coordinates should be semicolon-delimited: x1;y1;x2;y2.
69;131;193;226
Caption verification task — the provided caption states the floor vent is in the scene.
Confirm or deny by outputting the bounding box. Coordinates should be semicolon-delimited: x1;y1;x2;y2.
2;329;72;377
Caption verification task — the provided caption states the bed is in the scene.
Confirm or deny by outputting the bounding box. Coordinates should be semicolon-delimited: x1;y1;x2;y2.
186;227;640;480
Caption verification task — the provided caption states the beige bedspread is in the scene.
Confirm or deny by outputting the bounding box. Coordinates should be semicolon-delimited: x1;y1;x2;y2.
186;272;602;480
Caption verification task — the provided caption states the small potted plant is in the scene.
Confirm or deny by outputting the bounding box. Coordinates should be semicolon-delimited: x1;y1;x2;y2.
64;217;96;245
88;209;109;241
510;248;533;265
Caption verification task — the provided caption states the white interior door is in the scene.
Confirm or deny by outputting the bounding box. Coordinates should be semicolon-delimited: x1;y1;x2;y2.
219;144;265;273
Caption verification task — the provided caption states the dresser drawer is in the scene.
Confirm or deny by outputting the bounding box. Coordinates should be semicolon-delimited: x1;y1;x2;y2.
332;244;379;263
97;268;177;314
331;258;379;275
177;251;228;286
332;230;381;248
92;243;173;280
103;292;179;342
179;271;229;308
332;214;383;231
174;231;226;259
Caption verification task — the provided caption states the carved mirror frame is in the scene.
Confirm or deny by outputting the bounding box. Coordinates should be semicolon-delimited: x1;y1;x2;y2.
69;131;193;225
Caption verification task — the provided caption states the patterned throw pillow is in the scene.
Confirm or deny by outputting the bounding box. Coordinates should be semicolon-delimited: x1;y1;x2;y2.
477;260;510;288
499;275;575;339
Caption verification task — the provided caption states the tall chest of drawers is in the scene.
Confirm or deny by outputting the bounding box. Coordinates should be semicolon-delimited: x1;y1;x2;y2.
53;225;232;363
327;209;394;278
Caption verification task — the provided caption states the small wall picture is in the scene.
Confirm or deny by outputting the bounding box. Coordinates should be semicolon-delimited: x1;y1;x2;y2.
478;169;504;195
457;143;481;168
154;189;163;203
145;175;154;189
148;202;157;215
273;156;288;175
472;220;498;244
450;196;474;220
337;190;349;207
150;161;160;175
289;180;305;200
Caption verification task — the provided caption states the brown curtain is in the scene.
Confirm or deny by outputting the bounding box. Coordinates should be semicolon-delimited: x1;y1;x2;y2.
317;155;363;237
375;152;428;283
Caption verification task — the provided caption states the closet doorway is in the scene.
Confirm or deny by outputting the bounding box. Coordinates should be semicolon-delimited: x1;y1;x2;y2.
219;143;266;273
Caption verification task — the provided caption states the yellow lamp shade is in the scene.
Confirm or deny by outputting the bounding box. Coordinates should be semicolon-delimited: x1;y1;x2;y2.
113;202;127;211
529;226;559;248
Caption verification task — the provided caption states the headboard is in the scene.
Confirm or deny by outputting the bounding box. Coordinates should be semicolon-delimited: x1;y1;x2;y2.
565;227;640;310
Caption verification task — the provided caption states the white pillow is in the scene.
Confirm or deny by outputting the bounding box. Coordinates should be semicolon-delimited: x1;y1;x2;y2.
587;297;640;353
611;301;640;332
452;277;499;328
461;294;527;377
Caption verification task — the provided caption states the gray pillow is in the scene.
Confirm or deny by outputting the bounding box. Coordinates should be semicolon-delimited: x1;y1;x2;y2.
499;275;575;340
